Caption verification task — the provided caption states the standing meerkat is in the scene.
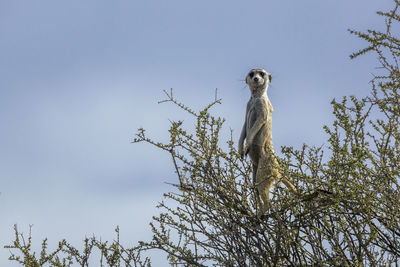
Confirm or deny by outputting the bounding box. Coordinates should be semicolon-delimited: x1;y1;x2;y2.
238;68;298;214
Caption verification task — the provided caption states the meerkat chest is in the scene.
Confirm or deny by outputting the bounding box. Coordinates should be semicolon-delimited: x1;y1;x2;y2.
246;96;272;127
246;105;258;127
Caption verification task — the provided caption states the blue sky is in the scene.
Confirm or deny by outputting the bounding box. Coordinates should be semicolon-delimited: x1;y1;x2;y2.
0;0;394;265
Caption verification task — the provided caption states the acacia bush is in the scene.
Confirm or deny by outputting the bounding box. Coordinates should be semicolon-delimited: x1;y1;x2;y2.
5;1;400;266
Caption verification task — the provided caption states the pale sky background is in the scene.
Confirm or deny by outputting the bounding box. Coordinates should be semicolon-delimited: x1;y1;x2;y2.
0;0;394;265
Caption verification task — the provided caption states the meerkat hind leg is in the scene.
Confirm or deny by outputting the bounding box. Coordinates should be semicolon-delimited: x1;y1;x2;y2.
255;163;276;215
252;163;261;203
256;176;275;216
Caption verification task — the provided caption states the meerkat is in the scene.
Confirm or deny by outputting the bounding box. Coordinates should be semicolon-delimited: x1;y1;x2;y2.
238;68;298;215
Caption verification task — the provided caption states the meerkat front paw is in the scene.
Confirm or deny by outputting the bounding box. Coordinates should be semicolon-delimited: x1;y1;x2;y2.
244;142;251;156
238;144;244;159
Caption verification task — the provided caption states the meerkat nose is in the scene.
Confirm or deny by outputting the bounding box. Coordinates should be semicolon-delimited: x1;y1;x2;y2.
254;77;259;82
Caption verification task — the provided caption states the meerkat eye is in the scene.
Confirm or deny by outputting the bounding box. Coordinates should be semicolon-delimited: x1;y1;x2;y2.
259;72;265;77
249;72;254;78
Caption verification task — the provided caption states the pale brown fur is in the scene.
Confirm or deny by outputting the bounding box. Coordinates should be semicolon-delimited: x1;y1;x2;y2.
238;68;298;215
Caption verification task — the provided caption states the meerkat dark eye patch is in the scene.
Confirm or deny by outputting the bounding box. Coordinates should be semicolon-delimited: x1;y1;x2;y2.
259;72;265;77
249;72;254;78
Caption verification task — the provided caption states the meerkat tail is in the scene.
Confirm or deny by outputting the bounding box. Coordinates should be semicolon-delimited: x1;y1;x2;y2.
280;177;298;194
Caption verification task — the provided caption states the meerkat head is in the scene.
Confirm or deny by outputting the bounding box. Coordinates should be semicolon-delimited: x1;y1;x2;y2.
246;68;272;93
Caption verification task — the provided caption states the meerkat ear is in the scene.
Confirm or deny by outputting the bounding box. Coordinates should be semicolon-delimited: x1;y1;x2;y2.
245;76;249;84
268;74;272;82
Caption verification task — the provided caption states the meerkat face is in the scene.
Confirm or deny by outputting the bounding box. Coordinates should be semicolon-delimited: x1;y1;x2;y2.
246;68;272;89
